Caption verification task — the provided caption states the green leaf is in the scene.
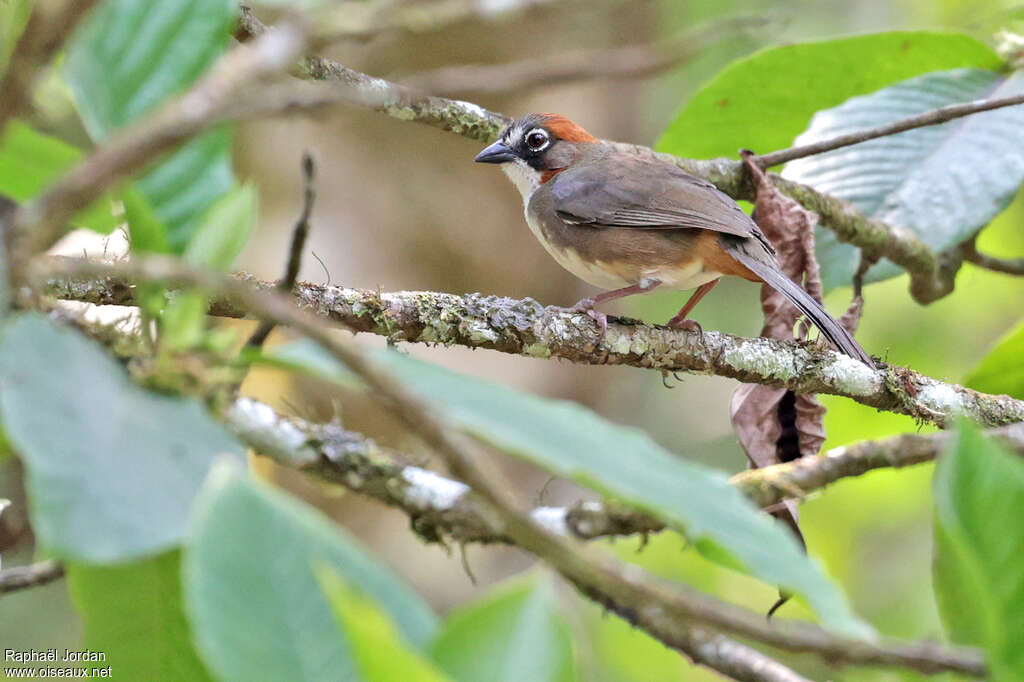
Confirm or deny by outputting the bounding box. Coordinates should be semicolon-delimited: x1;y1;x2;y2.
315;563;451;682
158;183;256;349
67;551;213;681
658;31;1000;162
160;291;208;351
123;185;170;254
64;0;237;248
184;463;439;682
657;31;1002;290
430;579;577;682
964;318;1024;400
137;130;235;250
183;183;257;270
272;342;872;638
0;314;245;561
933;423;1024;680
783;69;1024;289
0;121;119;233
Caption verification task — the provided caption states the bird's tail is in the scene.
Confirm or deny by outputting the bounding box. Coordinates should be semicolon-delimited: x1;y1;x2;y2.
728;249;875;368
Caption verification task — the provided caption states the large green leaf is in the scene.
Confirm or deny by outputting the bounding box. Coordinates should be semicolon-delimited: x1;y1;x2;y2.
658;31;1000;162
933;424;1024;680
657;32;1002;290
0;121;119;233
63;0;237;248
783;69;1024;290
0;314;245;561
184;464;439;682
430;579;577;682
271;342;871;638
964;318;1024;400
67;551;213;681
315;564;451;682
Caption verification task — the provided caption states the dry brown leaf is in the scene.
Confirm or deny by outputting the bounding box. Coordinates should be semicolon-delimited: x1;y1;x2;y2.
731;153;829;467
729;153;839;568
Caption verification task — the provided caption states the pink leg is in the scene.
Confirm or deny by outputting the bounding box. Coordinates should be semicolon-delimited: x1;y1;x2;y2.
666;279;719;333
550;278;661;336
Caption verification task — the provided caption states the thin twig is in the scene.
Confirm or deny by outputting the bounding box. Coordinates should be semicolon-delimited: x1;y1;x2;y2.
0;559;65;594
40;273;1024;429
756;92;1024;168
246;152;317;348
0;0;101;135
399;14;770;97
252;0;566;45
25;254;987;678
961;235;1024;276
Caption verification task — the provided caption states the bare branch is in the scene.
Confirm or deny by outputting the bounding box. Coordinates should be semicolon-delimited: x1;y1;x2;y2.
0;559;65;594
246;152;317;349
399;14;770;97
0;0;101;134
755;92;1024;168
243;0;565;45
25;254;987;678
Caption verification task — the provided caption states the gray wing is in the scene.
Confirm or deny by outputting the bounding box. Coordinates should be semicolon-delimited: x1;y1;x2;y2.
550;154;758;239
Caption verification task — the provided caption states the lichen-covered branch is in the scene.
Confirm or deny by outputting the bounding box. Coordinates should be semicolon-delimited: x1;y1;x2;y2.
225;397;664;544
226;396;1024;545
736;422;1024;508
238;8;508;142
43;271;1024;429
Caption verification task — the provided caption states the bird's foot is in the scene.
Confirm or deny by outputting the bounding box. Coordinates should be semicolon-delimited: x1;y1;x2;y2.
667;317;704;342
547;298;608;339
660;370;687;389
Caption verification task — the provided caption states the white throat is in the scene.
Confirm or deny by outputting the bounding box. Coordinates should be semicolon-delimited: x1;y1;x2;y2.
499;159;542;201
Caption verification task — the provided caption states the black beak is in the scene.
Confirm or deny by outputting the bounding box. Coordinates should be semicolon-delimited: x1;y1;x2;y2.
474;140;516;164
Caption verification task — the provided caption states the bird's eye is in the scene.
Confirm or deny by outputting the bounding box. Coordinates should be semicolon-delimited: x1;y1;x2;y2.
525;129;549;151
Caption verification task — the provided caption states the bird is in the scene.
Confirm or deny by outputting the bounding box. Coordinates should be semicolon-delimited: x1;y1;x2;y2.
474;112;874;368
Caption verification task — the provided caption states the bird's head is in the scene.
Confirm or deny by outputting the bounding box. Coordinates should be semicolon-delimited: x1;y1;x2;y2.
474;113;597;195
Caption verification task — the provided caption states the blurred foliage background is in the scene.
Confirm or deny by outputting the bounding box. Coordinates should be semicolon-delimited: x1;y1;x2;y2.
3;0;1024;679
